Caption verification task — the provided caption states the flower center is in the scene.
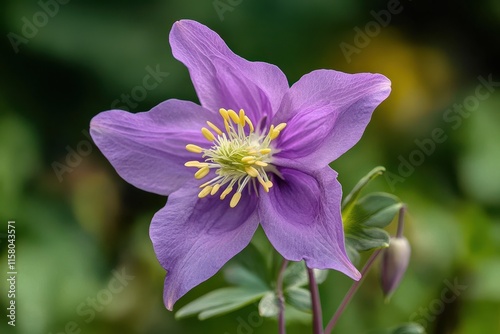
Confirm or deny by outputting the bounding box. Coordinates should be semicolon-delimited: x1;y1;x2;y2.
184;108;286;208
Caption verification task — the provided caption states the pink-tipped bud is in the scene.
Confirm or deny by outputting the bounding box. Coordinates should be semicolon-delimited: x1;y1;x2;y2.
380;236;411;300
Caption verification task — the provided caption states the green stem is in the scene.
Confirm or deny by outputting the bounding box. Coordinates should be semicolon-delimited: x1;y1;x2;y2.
396;205;407;238
307;268;324;334
324;249;383;334
277;259;289;334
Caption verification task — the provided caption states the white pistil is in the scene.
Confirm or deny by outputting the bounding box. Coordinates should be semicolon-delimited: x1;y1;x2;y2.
185;108;287;208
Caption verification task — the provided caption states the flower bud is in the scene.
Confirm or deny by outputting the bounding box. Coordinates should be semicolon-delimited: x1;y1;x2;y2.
380;236;411;300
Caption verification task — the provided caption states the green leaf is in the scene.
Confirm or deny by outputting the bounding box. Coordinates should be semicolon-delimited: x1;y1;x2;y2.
344;193;402;231
344;193;402;253
175;287;267;320
224;264;269;291
229;241;271;286
314;269;328;285
259;292;280;317
346;228;390;252
342;166;386;213
198;302;252;321
285;287;311;313
283;261;328;289
357;193;403;228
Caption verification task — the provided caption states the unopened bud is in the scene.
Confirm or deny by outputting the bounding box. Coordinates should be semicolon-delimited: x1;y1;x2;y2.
380;236;411;300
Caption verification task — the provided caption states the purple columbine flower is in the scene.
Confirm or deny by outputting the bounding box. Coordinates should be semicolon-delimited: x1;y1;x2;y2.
90;20;391;310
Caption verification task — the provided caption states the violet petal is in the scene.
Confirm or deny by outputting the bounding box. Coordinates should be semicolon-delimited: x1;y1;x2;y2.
90;99;211;196
150;182;259;310
258;166;361;280
170;20;288;116
273;70;391;170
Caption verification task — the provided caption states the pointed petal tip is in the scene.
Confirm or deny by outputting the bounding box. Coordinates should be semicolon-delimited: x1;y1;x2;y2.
89;114;102;132
89;111;118;132
165;300;174;311
352;268;362;281
342;254;362;281
164;281;176;311
377;73;392;90
171;19;202;33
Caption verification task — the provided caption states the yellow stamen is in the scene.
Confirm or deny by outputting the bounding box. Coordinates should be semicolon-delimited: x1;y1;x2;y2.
228;109;240;125
219;108;229;121
260;148;271;155
198;186;212;198
244;116;254;132
230;192;242;208
186;108;281;207
206;121;223;135
185;144;204;153
220;186;233;200
239;109;246;127
245;166;259;177
241;156;256;163
270;129;280;140
201;127;215;141
258;176;270;192
185;161;206;167
194;166;209;179
274;123;287;132
224;119;231;134
210;184;221;195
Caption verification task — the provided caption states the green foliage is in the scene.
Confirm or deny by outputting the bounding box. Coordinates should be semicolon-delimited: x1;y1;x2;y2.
175;241;328;320
342;167;403;263
175;287;268;320
285;288;312;313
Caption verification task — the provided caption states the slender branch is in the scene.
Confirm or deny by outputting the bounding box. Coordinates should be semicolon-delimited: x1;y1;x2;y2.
277;258;289;334
324;249;383;334
396;204;407;238
307;268;324;334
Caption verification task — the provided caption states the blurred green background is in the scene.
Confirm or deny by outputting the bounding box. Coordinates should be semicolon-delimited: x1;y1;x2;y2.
1;0;500;333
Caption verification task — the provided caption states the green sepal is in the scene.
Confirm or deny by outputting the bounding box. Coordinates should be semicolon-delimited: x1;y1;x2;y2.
344;192;403;254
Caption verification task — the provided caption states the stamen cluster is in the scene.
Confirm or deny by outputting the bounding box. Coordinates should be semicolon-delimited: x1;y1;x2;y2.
185;108;286;208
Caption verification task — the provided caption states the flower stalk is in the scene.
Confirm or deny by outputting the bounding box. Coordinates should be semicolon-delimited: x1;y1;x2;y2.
324;248;383;334
307;268;324;334
277;259;289;334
